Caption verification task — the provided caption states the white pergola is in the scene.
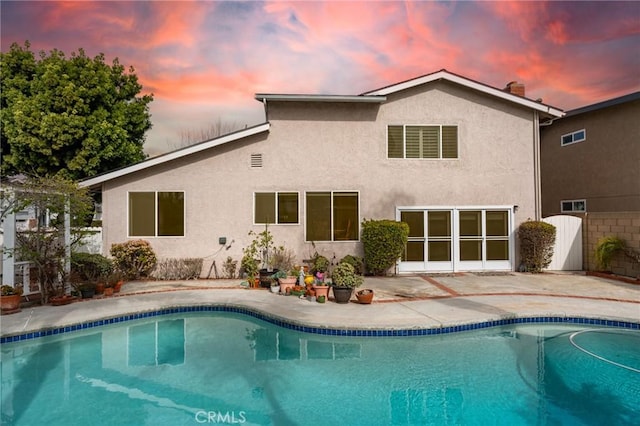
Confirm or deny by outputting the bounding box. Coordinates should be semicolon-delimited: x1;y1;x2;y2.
1;188;71;295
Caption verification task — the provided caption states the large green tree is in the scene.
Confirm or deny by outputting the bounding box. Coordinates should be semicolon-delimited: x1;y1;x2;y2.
0;41;153;180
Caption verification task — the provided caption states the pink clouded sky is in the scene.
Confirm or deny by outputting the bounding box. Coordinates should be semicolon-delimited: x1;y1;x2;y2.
2;1;639;156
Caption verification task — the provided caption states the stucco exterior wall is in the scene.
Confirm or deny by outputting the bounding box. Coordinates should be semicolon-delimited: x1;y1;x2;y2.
540;98;640;216
101;81;538;274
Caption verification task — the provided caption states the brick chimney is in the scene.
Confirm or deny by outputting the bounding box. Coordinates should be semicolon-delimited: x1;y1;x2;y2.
504;81;525;97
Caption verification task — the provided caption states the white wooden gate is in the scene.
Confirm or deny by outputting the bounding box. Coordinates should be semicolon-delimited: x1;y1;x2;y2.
542;215;583;271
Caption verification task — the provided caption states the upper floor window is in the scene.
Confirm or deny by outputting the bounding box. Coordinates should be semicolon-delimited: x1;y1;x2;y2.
388;125;458;159
561;129;586;146
561;199;586;213
129;191;185;237
306;191;359;241
254;192;299;224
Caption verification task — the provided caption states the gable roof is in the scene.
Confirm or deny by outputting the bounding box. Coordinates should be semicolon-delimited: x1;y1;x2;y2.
80;122;270;188
257;69;564;118
362;69;564;118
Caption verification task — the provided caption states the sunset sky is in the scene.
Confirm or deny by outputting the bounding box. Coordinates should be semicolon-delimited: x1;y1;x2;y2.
2;1;639;156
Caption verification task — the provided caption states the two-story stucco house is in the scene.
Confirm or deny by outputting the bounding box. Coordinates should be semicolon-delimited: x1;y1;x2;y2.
81;70;564;274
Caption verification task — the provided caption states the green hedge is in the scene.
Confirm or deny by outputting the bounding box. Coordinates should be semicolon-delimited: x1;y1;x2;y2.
361;219;409;276
518;220;556;273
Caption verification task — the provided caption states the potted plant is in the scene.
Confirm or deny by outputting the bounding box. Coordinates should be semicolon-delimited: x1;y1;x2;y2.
243;225;277;287
1;285;23;314
275;267;298;294
331;262;363;304
312;271;330;301
107;271;125;293
290;285;306;297
355;289;374;304
270;270;287;293
49;292;78;305
241;254;260;288
78;282;96;299
310;254;330;276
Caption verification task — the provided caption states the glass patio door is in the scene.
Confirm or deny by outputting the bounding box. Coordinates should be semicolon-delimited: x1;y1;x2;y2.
398;207;512;272
398;210;453;272
456;209;511;271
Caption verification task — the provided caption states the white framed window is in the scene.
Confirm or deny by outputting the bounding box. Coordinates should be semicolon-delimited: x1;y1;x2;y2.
305;191;359;241
254;192;299;224
388;125;458;159
561;129;586;146
128;191;185;237
561;199;586;213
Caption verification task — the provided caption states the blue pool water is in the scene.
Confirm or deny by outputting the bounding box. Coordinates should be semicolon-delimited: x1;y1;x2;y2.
1;312;638;426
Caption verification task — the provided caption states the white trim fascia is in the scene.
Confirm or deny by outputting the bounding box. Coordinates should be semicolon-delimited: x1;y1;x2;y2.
363;70;564;118
80;123;271;188
255;94;386;103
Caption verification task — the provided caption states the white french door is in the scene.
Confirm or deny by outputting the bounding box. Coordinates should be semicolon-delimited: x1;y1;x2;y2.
397;207;513;272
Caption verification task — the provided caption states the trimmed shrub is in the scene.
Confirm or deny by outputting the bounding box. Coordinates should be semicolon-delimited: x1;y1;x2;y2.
361;219;410;276
518;220;556;273
70;252;113;282
339;255;364;275
594;236;625;271
110;239;157;280
151;258;203;280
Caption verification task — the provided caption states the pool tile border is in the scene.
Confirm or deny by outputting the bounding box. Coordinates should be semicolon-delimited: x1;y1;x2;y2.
1;304;639;344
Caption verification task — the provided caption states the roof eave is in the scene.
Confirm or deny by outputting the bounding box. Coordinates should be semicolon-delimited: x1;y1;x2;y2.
80;122;271;188
254;94;387;103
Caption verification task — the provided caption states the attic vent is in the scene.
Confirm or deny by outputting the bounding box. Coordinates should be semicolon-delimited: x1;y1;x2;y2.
250;153;263;168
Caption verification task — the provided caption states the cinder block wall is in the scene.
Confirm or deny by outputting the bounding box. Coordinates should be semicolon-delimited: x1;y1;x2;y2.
584;212;640;278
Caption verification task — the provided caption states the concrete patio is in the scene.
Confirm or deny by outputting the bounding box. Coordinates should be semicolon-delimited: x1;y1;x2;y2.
1;271;638;338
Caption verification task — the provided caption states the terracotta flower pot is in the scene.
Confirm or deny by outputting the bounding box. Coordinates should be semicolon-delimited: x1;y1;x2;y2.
356;289;374;304
313;285;330;300
50;295;78;306
1;294;22;314
279;277;297;294
103;287;114;297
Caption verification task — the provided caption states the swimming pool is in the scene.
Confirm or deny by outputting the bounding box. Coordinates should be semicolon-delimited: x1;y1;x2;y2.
1;311;638;425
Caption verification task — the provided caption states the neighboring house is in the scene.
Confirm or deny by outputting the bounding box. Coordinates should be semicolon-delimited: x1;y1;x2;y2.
540;91;640;216
540;92;640;277
80;69;563;274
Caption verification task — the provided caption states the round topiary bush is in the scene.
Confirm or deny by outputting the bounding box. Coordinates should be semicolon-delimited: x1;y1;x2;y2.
110;239;157;280
361;219;409;276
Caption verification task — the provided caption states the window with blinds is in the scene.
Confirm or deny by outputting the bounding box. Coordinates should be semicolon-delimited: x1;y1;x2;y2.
388;125;458;159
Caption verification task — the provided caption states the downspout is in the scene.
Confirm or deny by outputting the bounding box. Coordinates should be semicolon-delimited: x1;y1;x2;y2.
262;98;269;122
533;111;542;220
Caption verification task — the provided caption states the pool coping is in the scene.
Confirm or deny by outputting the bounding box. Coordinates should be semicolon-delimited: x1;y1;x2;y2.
2;301;639;344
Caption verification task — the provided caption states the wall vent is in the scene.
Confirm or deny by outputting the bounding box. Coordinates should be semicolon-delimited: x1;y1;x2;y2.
250;153;263;168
